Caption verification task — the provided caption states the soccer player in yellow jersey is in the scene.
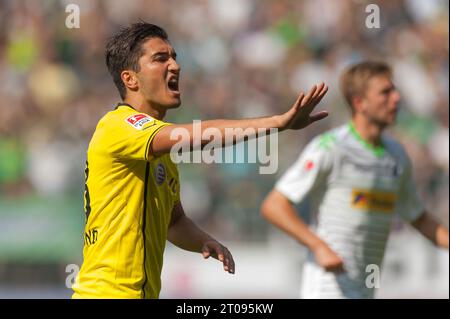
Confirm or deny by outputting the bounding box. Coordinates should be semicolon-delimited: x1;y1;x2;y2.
72;22;329;299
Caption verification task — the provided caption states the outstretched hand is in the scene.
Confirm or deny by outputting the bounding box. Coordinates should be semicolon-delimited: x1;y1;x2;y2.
202;240;235;274
277;82;329;130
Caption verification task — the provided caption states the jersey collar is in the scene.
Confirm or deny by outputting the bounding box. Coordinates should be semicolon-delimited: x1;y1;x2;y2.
348;121;385;157
115;103;136;110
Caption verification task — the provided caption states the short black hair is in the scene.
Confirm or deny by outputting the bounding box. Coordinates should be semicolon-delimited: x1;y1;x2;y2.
105;22;169;100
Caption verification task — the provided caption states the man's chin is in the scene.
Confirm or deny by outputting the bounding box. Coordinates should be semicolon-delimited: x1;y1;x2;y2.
372;117;393;129
387;114;397;126
166;99;181;109
381;118;395;129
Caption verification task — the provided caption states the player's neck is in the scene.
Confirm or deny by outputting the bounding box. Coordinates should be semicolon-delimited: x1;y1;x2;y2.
351;117;383;147
123;97;166;120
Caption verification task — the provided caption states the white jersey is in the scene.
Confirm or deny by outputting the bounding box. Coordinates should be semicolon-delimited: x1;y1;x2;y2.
275;123;424;299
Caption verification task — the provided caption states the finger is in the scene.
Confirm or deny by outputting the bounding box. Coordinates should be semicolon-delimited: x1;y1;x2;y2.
215;247;225;262
311;84;328;106
229;255;235;274
325;264;343;273
312;84;328;101
223;258;229;272
333;264;345;274
302;84;318;105
202;245;211;259
319;84;328;97
224;259;234;274
293;92;305;111
221;249;234;274
311;82;325;100
330;260;345;273
300;85;317;107
309;111;329;123
307;84;327;110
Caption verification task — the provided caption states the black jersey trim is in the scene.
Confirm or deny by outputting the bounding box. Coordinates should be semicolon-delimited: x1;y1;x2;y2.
141;162;150;298
115;102;136;110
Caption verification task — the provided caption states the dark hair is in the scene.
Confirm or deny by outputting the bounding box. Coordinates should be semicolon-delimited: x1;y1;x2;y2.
340;61;392;113
105;22;169;100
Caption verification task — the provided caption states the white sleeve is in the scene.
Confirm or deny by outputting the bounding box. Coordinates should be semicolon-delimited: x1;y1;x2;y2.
275;137;333;204
396;150;425;222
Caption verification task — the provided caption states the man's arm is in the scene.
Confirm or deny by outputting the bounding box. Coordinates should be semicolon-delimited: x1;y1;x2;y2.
411;211;449;249
167;202;235;274
151;83;328;156
261;190;344;272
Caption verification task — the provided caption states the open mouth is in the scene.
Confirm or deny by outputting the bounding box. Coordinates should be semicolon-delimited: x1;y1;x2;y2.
167;77;179;93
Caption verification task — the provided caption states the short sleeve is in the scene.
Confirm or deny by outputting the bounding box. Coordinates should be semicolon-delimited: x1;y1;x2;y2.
275;136;333;204
106;112;170;161
396;152;425;222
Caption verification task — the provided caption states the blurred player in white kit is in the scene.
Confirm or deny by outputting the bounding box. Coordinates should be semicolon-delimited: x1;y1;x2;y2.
261;61;449;299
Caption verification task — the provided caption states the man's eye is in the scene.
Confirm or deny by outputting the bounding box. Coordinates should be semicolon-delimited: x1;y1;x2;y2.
155;55;168;62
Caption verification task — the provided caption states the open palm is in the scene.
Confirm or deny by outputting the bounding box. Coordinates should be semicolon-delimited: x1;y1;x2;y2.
279;82;329;130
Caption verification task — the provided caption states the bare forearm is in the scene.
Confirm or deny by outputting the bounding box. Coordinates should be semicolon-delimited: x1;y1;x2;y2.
153;116;280;155
167;215;216;253
151;83;329;156
261;191;325;251
197;117;282;133
261;190;344;271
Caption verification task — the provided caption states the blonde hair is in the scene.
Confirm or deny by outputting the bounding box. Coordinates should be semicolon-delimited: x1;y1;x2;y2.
340;61;392;113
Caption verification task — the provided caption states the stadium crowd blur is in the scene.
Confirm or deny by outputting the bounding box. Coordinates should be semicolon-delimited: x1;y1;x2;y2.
0;0;448;295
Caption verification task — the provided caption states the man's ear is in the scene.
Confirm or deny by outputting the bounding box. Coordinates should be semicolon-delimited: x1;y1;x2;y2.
352;95;364;113
121;70;139;92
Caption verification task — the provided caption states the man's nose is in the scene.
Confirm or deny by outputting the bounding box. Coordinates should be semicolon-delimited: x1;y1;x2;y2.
169;59;180;73
392;90;400;103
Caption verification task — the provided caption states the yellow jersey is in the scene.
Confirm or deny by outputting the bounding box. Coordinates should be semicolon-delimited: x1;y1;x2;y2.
72;103;180;299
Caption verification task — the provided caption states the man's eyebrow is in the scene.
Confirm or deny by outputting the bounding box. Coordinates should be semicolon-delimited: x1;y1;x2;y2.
151;51;168;57
151;50;177;59
381;84;395;93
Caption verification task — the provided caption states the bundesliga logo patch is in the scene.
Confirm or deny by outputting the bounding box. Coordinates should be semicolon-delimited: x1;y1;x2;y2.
125;114;154;130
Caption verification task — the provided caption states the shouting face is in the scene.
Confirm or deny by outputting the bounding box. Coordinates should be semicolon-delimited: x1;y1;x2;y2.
134;37;181;110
